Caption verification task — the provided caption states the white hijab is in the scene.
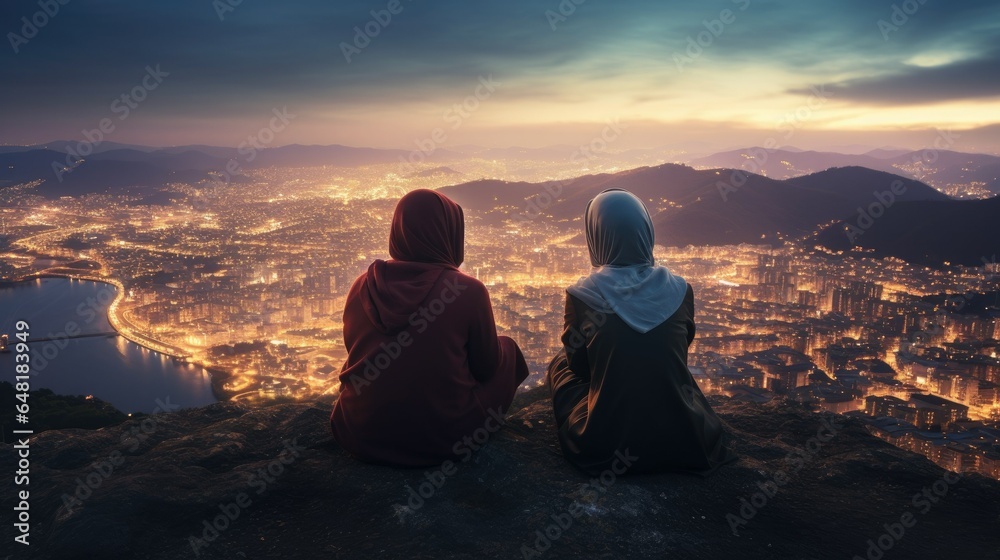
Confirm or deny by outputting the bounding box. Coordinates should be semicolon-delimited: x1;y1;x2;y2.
567;189;688;334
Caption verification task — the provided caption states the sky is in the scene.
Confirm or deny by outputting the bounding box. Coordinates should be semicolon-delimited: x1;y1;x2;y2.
2;0;999;153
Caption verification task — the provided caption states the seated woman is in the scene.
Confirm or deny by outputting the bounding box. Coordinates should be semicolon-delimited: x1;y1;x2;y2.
547;189;736;476
331;189;529;467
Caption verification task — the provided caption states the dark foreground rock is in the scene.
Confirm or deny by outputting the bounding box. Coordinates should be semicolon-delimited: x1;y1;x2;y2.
4;390;1000;560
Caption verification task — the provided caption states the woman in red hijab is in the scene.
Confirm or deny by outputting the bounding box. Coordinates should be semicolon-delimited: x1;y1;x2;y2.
330;189;529;466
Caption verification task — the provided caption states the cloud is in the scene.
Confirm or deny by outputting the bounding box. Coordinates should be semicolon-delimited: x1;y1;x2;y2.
1;0;999;145
792;50;1000;105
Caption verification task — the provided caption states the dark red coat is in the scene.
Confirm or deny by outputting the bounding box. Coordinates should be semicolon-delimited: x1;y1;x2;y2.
330;190;528;466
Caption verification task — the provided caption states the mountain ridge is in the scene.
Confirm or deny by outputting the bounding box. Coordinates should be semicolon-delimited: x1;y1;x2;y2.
689;147;1000;195
440;163;960;249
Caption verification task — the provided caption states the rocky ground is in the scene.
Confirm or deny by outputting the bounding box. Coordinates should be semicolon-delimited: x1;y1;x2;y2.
4;389;1000;559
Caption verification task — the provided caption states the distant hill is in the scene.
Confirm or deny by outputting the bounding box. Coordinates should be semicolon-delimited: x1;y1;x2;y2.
813;195;1000;267
441;163;719;221
89;148;229;171
441;164;952;248
690;147;1000;196
407;166;464;178
8;141;995;199
883;150;1000;196
246;144;429;169
863;147;912;159
0;143;454;196
0;140;159;154
1;141;677;180
689;148;900;179
652;167;948;246
783;166;950;202
444;144;602;161
0;149;211;198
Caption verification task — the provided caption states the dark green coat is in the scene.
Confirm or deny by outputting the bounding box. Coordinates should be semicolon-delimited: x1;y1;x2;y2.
547;285;737;476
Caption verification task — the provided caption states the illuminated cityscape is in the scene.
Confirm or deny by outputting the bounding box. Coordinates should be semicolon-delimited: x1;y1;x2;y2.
1;160;999;480
4;0;1000;556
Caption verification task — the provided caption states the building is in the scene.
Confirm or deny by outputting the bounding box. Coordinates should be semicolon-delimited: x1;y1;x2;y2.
909;393;969;429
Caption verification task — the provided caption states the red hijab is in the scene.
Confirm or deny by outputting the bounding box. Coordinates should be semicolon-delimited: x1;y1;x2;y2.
388;189;464;267
362;189;466;334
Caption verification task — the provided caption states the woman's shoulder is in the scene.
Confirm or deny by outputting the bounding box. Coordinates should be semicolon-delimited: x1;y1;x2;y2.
668;271;693;297
439;268;490;298
564;291;608;318
347;270;368;295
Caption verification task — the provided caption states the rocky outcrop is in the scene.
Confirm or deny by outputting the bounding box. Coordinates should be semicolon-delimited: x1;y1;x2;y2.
4;389;1000;559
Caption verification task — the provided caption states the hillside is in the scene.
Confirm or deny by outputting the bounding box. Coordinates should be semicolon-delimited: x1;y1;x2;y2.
0;149;212;198
4;388;999;559
884;150;1000;195
0;382;126;439
441;164;952;247
439;164;716;220
654;166;949;246
0;144;449;196
689;147;1000;195
814;195;1000;267
689;148;901;179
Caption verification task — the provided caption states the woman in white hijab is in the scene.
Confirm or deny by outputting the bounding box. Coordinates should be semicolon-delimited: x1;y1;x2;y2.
547;189;736;475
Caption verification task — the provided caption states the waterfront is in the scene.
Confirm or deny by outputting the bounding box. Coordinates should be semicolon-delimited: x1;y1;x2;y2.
0;277;216;413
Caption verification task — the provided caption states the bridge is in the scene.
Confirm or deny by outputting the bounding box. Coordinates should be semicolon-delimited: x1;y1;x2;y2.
13;272;193;360
24;332;119;343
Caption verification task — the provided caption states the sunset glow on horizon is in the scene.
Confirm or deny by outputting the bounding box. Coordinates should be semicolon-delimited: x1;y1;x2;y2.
2;0;999;152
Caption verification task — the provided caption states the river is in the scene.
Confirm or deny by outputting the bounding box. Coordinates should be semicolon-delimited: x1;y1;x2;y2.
0;277;216;413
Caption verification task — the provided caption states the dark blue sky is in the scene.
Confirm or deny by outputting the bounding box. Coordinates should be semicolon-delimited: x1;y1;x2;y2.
2;0;998;151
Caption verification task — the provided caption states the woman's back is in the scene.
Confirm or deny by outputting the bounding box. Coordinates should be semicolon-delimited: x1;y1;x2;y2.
330;189;528;467
551;286;733;475
547;188;735;476
332;266;479;464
